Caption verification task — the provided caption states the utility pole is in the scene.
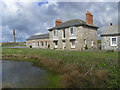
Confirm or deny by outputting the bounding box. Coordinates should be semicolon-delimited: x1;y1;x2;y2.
13;30;16;43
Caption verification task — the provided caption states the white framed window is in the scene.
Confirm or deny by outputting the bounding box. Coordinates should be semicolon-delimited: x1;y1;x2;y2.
53;30;58;37
69;27;76;36
91;40;93;47
38;42;39;46
110;37;117;46
62;29;65;39
32;41;36;47
45;41;47;46
54;41;58;48
71;40;75;48
84;39;86;47
41;41;44;46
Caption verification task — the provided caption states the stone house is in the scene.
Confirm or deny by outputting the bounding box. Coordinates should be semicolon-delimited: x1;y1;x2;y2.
26;33;49;48
48;11;99;50
101;24;120;51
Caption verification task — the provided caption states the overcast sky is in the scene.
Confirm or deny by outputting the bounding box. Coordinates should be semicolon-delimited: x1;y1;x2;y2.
0;0;119;42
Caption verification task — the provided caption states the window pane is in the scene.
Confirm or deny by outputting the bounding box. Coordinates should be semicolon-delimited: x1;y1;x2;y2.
72;40;75;46
112;38;116;44
56;31;58;36
63;29;65;38
54;30;58;36
54;31;55;36
91;40;93;46
46;41;47;46
84;39;86;47
54;41;58;45
71;28;73;35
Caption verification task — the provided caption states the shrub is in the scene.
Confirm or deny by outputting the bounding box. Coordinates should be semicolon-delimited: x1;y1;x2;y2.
61;69;109;88
84;44;88;50
61;70;87;88
48;44;50;48
106;50;114;52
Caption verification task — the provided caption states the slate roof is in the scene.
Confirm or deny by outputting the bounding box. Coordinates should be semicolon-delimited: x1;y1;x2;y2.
101;25;120;36
27;33;49;40
48;19;98;31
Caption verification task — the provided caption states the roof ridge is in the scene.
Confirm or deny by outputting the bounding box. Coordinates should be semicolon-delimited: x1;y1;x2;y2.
31;33;49;36
48;18;98;30
27;33;49;40
63;19;85;24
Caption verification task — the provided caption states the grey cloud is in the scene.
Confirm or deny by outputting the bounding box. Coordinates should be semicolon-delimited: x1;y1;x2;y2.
1;2;118;42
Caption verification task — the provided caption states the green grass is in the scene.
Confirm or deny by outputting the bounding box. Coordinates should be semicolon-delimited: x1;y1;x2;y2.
2;48;120;88
45;73;60;88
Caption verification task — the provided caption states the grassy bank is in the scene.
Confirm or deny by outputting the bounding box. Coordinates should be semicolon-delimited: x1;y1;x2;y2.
2;48;120;88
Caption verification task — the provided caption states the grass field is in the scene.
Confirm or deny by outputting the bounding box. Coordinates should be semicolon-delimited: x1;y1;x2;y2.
2;48;120;88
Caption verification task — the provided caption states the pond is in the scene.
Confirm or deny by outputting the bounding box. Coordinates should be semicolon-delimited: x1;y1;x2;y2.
2;60;50;88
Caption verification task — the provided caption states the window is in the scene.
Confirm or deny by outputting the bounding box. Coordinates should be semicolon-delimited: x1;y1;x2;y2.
54;41;58;48
38;42;39;46
84;39;86;47
45;41;47;46
70;27;76;36
110;37;117;46
71;40;75;48
32;41;36;47
91;40;93;47
54;41;58;45
41;41;44;46
33;41;35;43
71;28;74;35
54;30;58;37
62;29;65;38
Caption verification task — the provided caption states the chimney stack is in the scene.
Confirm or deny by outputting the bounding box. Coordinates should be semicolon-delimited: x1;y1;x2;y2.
13;30;16;43
86;11;93;25
55;19;62;26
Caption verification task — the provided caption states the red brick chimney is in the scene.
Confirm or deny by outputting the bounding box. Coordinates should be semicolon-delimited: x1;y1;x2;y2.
55;19;62;26
86;11;93;25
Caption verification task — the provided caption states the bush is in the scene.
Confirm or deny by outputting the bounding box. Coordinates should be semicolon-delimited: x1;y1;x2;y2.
61;69;109;88
48;44;50;48
84;44;88;50
106;50;114;52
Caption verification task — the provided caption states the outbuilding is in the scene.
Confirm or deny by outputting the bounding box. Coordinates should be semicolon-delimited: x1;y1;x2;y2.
26;33;49;49
101;24;120;51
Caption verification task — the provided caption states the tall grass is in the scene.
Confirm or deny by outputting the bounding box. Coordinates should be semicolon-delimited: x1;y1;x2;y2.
2;48;119;88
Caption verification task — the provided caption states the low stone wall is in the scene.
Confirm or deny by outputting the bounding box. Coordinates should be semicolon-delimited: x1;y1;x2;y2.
2;42;26;46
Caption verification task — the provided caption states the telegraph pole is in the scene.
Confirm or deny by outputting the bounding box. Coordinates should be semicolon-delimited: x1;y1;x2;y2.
13;30;16;43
